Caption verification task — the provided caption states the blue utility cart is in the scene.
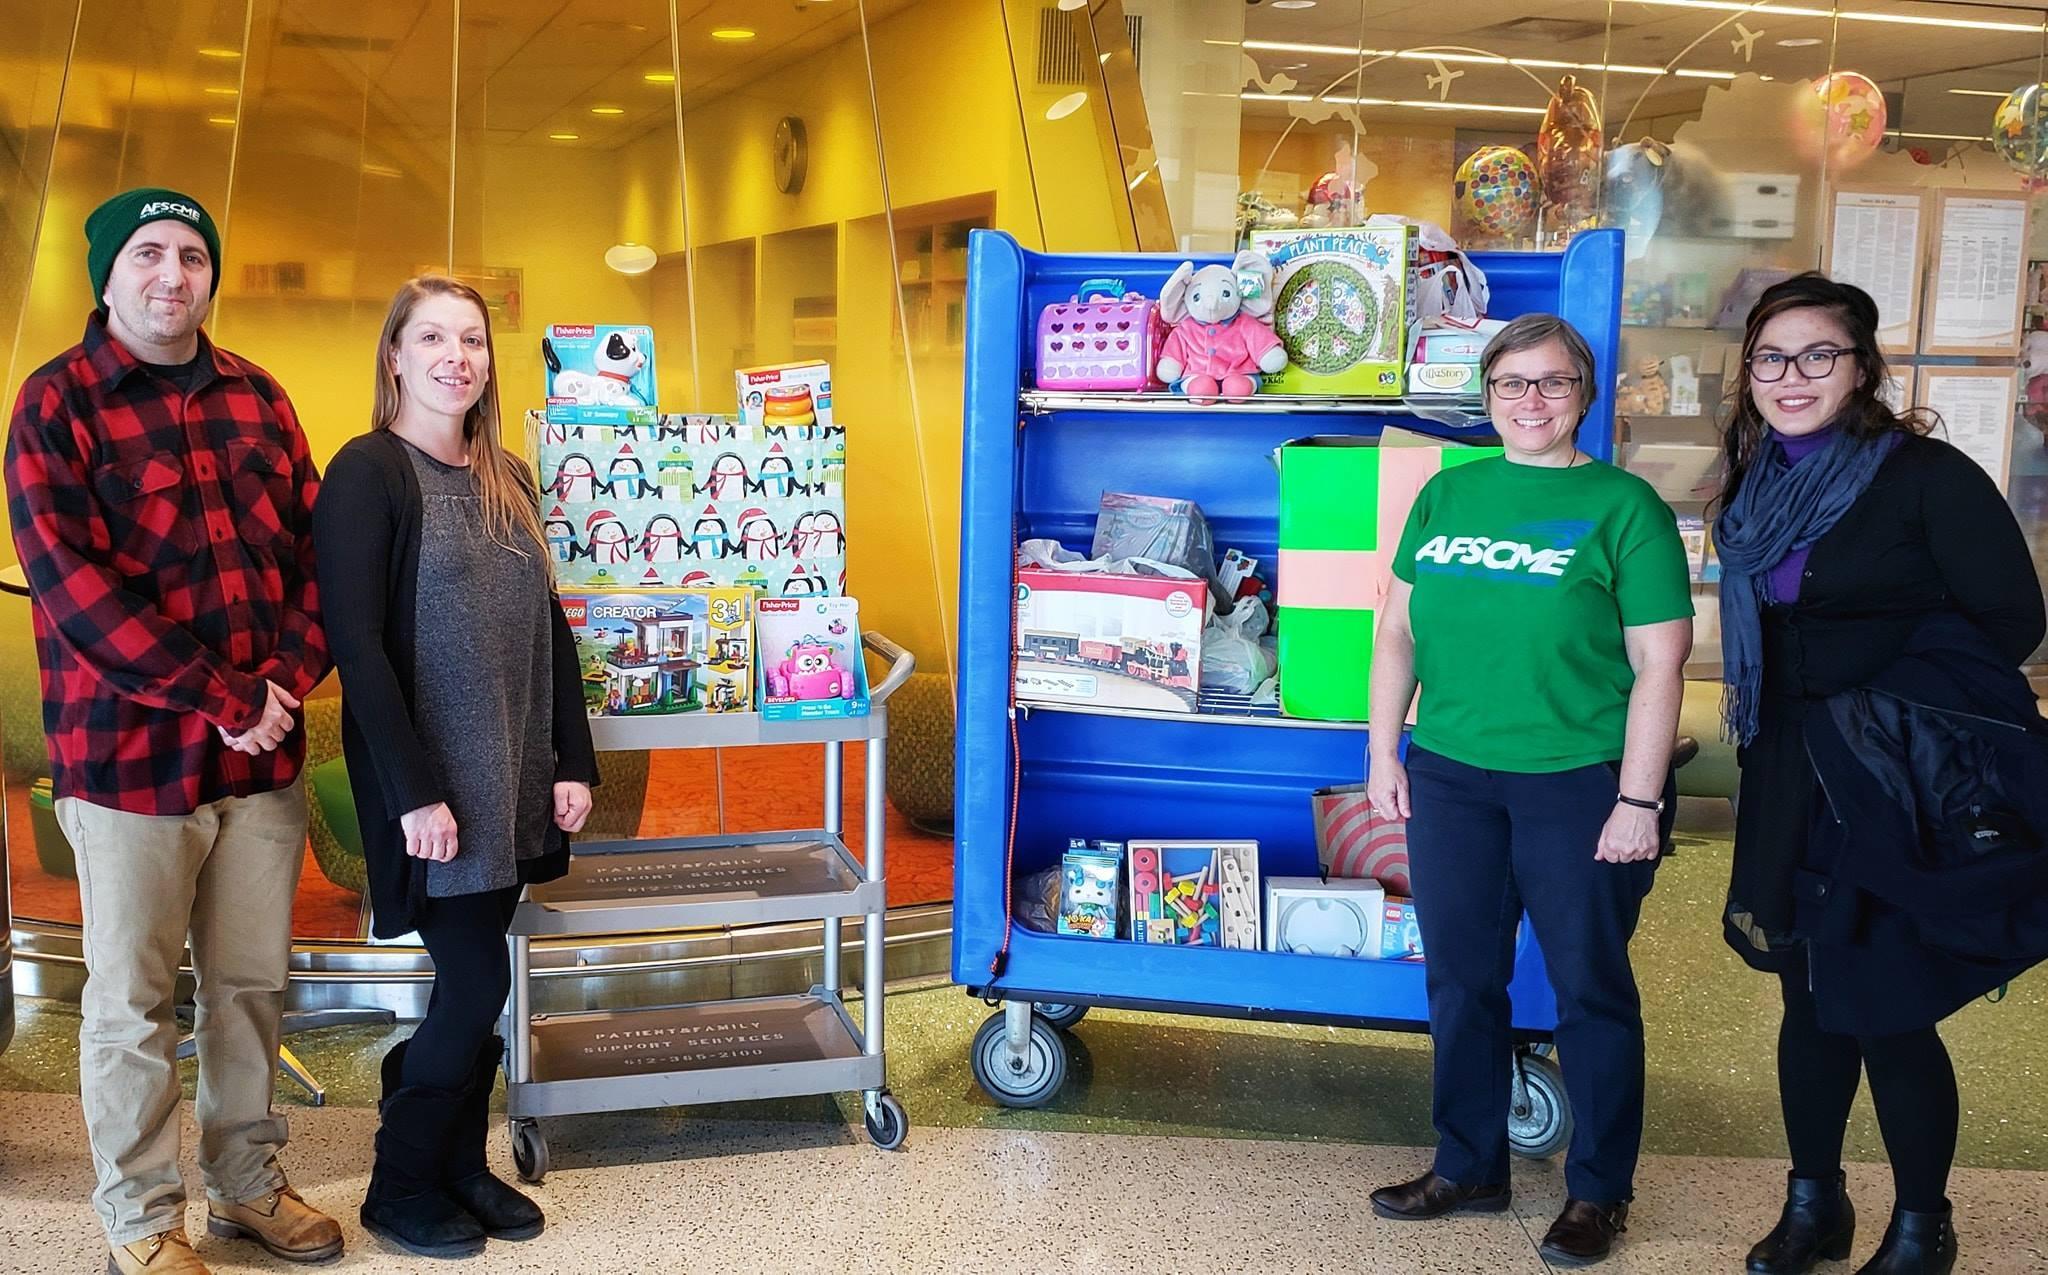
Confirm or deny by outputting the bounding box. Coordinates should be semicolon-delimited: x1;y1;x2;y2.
952;227;1627;1157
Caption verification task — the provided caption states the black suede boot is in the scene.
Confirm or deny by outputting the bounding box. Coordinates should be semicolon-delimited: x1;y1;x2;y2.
1853;1202;1956;1275
360;1079;488;1258
1747;1171;1856;1273
443;1035;544;1240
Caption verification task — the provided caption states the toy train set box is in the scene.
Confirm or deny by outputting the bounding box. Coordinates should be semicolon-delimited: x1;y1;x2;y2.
562;588;755;717
543;324;659;427
1013;567;1205;713
1247;226;1418;397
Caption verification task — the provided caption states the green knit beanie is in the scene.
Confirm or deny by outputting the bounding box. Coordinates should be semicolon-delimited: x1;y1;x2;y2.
85;188;222;310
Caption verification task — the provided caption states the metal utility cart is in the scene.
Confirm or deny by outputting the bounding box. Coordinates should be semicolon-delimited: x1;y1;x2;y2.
952;229;1629;1158
503;632;915;1181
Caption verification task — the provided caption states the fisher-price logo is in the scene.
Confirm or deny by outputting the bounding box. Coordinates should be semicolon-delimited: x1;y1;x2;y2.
745;369;795;385
552;324;595;338
759;598;802;614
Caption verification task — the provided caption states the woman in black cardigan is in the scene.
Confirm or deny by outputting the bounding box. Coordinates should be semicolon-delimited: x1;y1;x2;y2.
1714;273;2044;1275
315;276;598;1258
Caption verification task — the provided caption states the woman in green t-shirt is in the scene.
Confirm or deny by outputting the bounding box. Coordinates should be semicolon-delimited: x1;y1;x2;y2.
1362;313;1693;1267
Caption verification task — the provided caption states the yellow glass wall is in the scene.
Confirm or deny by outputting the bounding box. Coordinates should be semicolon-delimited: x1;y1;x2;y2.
0;0;1154;937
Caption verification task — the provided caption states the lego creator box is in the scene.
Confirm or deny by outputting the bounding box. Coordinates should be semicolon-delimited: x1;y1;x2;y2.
543;325;659;427
1013;567;1204;713
736;360;835;435
1378;896;1425;961
562;589;754;717
1275;435;1499;720
1250;226;1418;397
756;596;869;721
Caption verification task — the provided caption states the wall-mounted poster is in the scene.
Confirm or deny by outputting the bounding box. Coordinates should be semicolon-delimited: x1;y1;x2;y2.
1917;366;2017;493
1923;192;2028;356
1824;186;1926;355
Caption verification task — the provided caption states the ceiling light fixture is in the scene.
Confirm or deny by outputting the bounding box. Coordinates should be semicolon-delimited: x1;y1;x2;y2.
1629;0;2038;33
198;47;241;59
207;115;236;125
590;106;625;115
1776;37;1822;47
1046;91;1088;120
1272;0;1318;8
1057;0;1087;10
549;132;579;141
361;162;402;179
710;27;756;41
644;71;676;83
1241;90;1547;115
604;243;658;274
204;86;238;96
1946;87;2010;98
1888;129;1991;141
1240;40;1735;80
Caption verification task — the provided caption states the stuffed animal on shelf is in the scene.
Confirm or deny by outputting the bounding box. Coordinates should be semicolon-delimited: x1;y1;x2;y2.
1613;357;1670;417
1155;250;1289;401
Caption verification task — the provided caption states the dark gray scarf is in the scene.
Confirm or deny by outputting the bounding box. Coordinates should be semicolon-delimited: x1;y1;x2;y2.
1713;425;1900;745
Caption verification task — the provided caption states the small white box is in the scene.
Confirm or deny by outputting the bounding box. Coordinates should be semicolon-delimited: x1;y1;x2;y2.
1263;876;1384;959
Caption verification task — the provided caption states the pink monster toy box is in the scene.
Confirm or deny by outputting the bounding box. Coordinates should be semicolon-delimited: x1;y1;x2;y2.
1034;277;1166;392
757;596;869;721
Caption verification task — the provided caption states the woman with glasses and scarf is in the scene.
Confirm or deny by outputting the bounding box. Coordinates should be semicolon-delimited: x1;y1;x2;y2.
1365;314;1694;1267
1714;274;2044;1275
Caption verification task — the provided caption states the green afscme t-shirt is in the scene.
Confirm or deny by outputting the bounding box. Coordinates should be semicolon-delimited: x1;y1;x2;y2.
1391;456;1694;772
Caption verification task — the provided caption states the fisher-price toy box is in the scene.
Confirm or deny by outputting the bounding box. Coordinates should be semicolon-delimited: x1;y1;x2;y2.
1014;568;1205;713
756;596;869;721
1248;225;1418;398
562;588;754;717
543;325;659;427
736;360;835;435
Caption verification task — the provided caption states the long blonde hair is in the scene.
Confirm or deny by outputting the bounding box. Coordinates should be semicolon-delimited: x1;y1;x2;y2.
371;275;548;567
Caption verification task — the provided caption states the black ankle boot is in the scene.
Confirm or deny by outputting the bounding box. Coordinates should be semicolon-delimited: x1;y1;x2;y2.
1747;1171;1855;1273
361;1081;488;1258
1853;1202;1955;1275
443;1035;544;1241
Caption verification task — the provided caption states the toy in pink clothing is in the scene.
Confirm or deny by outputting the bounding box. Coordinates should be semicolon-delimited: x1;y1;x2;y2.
1155;251;1289;401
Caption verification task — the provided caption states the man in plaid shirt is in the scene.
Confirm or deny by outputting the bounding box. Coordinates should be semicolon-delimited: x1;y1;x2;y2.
5;188;342;1273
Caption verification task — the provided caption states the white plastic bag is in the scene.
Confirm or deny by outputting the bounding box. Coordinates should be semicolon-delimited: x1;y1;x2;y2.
1201;599;1277;693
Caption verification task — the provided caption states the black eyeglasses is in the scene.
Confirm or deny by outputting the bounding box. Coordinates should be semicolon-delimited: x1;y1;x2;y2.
1487;374;1582;401
1747;348;1853;382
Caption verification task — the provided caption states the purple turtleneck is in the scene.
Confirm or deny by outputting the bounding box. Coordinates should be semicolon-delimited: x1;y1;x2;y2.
1765;428;1832;604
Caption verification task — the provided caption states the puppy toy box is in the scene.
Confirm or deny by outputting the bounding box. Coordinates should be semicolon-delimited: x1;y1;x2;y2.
563;588;754;716
736;360;836;435
1034;277;1166;392
1058;845;1122;939
1014;568;1205;713
1263;877;1387;959
543;325;658;426
757;595;870;721
1247;225;1418;397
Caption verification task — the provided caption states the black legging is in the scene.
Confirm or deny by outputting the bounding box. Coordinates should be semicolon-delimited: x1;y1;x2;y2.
1776;952;1958;1211
405;884;522;1092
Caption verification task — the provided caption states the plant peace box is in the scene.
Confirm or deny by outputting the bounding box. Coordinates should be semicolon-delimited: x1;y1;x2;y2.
1249;225;1418;397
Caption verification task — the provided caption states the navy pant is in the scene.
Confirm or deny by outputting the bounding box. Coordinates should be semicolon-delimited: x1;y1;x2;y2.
1405;746;1671;1203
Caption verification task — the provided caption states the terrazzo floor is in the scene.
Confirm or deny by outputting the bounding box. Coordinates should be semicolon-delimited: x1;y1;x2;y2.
4;801;2045;1271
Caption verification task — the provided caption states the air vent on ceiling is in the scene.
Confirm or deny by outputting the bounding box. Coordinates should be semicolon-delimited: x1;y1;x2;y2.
280;31;397;52
1466;15;1613;45
1038;8;1144;85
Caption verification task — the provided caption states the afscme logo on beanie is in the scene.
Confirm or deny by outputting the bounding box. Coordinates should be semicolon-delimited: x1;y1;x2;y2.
137;201;201;223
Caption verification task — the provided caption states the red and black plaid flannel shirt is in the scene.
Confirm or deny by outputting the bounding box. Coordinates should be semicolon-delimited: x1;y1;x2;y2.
5;313;329;815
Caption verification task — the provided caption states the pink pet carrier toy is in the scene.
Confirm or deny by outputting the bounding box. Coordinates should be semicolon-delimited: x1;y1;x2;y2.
1033;277;1166;392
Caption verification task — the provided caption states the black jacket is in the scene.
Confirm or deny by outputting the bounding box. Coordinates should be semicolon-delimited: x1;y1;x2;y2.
1800;612;2048;1035
1728;435;2044;972
313;430;597;939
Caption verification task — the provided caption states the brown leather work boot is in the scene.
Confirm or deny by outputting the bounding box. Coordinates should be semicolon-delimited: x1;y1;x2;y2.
206;1183;343;1262
107;1226;209;1275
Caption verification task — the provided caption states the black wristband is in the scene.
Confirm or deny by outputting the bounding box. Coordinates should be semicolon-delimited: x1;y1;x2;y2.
1616;793;1663;813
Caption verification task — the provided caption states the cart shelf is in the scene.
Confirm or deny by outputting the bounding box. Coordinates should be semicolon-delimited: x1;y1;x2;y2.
511;831;882;937
507;990;882;1119
1017;699;1366;733
1020;389;1486;424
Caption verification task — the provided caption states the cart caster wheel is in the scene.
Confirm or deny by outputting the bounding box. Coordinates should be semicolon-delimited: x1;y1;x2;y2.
1507;1051;1572;1161
1032;1002;1088;1032
970;1010;1068;1108
510;1118;549;1183
864;1092;909;1150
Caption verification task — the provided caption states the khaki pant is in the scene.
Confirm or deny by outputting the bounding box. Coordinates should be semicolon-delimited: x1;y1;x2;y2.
59;779;307;1246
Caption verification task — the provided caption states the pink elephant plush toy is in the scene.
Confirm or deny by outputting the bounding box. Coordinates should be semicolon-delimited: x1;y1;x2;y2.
1155;251;1289;402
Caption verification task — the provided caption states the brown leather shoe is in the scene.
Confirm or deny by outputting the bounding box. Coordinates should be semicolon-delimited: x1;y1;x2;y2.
206;1183;343;1262
1540;1199;1630;1266
1369;1170;1512;1220
107;1227;209;1275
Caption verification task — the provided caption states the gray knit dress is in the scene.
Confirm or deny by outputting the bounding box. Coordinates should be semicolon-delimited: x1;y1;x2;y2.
402;440;557;897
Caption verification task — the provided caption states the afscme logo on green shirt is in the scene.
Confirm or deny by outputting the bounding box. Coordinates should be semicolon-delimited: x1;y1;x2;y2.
1413;534;1578;577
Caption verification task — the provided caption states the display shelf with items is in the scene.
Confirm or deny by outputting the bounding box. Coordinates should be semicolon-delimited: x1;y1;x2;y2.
951;229;1626;1131
892;195;992;356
